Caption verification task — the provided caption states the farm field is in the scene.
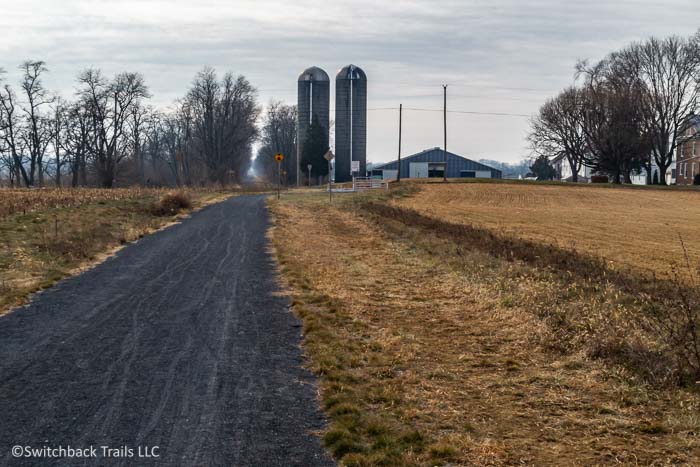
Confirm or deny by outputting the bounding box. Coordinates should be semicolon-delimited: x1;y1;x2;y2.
0;187;236;314
270;186;700;466
393;182;700;278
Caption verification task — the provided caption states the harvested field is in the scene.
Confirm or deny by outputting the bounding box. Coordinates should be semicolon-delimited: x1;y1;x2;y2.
0;188;234;314
393;182;700;278
269;191;700;466
0;187;167;219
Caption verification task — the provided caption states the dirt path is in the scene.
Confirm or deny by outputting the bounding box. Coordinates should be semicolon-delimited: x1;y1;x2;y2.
0;195;332;467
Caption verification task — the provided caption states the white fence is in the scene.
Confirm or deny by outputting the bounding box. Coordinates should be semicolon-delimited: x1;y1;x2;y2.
352;177;389;191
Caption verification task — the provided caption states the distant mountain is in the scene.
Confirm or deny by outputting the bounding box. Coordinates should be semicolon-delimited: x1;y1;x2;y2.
478;159;531;179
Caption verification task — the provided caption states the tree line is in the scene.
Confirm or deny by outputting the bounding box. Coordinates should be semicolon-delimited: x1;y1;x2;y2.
529;30;700;184
254;104;331;186
0;63;258;187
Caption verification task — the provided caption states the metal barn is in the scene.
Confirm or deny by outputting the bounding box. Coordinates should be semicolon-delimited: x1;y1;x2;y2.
370;148;502;180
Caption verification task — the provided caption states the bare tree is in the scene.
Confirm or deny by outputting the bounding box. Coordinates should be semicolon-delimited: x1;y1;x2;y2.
64;100;92;186
19;61;54;186
50;96;70;186
258;100;297;183
0;68;16;186
77;69;149;187
576;59;651;183
127;103;149;184
142;111;166;184
0;82;31;186
0;62;54;187
185;67;259;185
528;87;587;182
1;62;268;188
615;33;700;184
173;102;194;185
163;106;196;187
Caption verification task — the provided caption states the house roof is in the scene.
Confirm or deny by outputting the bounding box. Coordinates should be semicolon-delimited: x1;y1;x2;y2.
681;114;700;135
372;148;500;173
550;153;566;164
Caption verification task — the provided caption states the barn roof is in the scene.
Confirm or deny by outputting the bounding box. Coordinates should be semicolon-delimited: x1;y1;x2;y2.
372;148;500;173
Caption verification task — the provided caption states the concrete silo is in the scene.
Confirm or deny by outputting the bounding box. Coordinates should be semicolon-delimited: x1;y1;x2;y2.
334;65;367;183
297;67;330;184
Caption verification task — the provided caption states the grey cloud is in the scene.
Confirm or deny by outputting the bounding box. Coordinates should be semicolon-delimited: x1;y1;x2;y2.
1;0;698;163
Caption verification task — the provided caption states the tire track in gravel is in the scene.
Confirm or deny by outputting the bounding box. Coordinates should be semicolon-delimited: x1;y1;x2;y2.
0;195;333;467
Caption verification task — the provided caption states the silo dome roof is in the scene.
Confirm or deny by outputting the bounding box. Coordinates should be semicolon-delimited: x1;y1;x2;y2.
298;66;330;82
336;64;366;80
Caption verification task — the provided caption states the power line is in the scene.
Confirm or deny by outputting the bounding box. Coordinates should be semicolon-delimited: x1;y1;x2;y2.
405;107;531;118
268;106;529;118
358;107;531;118
377;92;543;102
385;82;552;93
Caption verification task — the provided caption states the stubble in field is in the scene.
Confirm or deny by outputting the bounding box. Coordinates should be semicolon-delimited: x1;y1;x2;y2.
394;183;700;278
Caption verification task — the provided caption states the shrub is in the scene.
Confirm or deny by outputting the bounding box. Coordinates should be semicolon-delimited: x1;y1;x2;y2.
151;191;192;216
693;173;700;185
639;252;700;385
590;175;609;184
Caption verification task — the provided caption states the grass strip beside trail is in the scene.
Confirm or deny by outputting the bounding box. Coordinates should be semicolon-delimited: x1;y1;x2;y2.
270;201;431;466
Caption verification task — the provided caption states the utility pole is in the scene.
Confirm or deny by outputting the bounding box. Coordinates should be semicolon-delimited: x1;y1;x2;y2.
328;159;332;203
397;103;402;182
443;84;448;182
296;121;300;187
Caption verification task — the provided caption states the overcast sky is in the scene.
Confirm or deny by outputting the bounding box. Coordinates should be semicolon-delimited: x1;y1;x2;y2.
1;0;699;164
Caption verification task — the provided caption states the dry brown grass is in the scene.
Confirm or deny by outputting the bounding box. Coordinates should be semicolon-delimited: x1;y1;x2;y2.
0;188;234;314
393;182;700;278
363;199;700;385
0;187;169;219
269;193;700;466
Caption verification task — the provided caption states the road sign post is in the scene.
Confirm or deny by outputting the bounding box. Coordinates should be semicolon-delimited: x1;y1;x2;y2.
274;153;284;200
351;160;360;190
324;150;334;203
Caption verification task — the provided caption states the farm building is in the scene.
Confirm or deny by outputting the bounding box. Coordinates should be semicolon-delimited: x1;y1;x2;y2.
370;148;502;180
